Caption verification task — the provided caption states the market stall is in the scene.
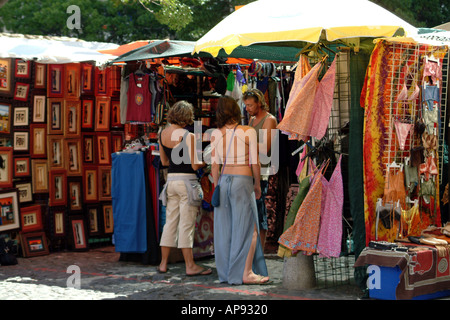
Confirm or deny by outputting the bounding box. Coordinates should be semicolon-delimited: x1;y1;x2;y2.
0;33;122;257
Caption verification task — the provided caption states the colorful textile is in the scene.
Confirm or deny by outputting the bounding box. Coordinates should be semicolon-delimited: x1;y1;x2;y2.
309;57;337;140
317;155;344;258
278;165;324;255
277;59;322;141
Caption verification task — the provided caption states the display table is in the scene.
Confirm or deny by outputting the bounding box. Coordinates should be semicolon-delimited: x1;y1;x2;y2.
355;244;450;300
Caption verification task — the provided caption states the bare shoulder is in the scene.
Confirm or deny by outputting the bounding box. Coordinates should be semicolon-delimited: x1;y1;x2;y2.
263;114;278;129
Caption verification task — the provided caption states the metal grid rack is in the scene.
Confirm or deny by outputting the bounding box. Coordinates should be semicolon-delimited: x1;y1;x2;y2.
313;254;355;289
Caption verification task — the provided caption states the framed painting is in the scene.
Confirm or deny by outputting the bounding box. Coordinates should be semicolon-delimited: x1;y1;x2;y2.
110;100;123;128
103;204;113;234
65;138;82;176
65;63;80;99
13;156;30;177
68;180;82;211
47;135;64;169
97;133;111;165
0;103;11;134
13;107;29;127
64;99;81;137
87;205;101;236
30;124;47;158
0;189;20;232
49;169;67;207
98;166;111;201
81;99;94;129
82;133;96;164
108;65;121;95
94;97;110;131
47;64;64;98
15;59;31;78
0;147;13;188
0;58;14;96
111;131;124;153
52;208;66;237
80;62;94;95
15;180;33;203
13;131;29;152
95;67;109;96
83;166;98;203
14;82;30;101
34;63;47;89
47;98;64;134
20;231;49;257
20;205;43;233
70;216;88;250
31;159;49;193
32;95;46;123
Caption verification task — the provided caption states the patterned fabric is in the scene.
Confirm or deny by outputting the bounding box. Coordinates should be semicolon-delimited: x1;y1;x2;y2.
278;166;324;255
317;155;344;258
309;56;337;140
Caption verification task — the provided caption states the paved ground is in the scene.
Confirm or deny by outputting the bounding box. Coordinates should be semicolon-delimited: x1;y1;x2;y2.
0;246;364;302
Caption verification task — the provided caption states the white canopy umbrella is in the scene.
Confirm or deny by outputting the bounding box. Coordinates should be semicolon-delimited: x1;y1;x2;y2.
194;0;417;57
0;33;119;65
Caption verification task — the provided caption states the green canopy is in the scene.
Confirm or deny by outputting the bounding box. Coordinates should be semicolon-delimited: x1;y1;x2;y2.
111;39;302;63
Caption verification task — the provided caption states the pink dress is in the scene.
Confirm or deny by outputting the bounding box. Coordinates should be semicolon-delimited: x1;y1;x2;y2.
317;155;344;258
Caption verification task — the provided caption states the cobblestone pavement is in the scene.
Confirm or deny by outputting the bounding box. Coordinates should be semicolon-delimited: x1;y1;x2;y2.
0;246;364;301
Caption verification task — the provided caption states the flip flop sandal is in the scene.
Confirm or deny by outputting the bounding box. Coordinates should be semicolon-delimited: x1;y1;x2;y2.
243;275;271;285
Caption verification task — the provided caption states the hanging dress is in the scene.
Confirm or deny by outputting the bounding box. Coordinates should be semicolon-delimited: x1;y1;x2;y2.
278;161;326;255
317;155;344;258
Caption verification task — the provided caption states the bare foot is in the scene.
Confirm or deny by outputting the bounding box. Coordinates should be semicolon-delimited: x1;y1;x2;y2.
243;272;270;285
186;265;212;276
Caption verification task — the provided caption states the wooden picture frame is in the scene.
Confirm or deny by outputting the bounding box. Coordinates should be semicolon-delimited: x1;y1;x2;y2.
65;63;80;99
82;133;96;164
81;63;94;95
14;82;30;101
47;135;64;169
94;97;110;131
13;131;29;152
49;169;67;207
87;205;100;236
68;180;82;211
83;166;98;202
13;107;29;127
81;99;94;129
64;100;81;137
0;103;11;134
15;180;33;203
31;159;49;193
20;205;43;233
70;216;87;250
65;138;82;176
32;95;46;123
47;98;64;134
98;166;112;201
97;133;111;165
0;147;13;188
47;64;64;98
111;131;124;153
14;156;30;177
0;58;14;96
0;189;20;232
20;231;49;257
34;63;47;89
110;100;123;128
52;209;66;237
30;124;47;158
15;59;31;78
103;204;113;234
95;67;109;96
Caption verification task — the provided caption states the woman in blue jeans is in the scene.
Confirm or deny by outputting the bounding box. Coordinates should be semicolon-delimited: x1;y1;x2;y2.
211;96;269;285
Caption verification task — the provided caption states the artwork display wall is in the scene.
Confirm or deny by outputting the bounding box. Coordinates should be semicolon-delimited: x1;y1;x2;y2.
0;58;124;255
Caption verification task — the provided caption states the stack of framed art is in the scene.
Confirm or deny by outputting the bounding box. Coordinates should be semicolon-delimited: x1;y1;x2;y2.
0;57;124;255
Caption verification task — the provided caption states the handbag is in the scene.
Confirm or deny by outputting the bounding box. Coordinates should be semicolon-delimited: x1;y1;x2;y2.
211;125;237;207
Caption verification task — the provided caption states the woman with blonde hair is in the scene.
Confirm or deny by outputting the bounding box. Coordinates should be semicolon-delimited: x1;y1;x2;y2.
211;96;269;285
158;100;211;276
